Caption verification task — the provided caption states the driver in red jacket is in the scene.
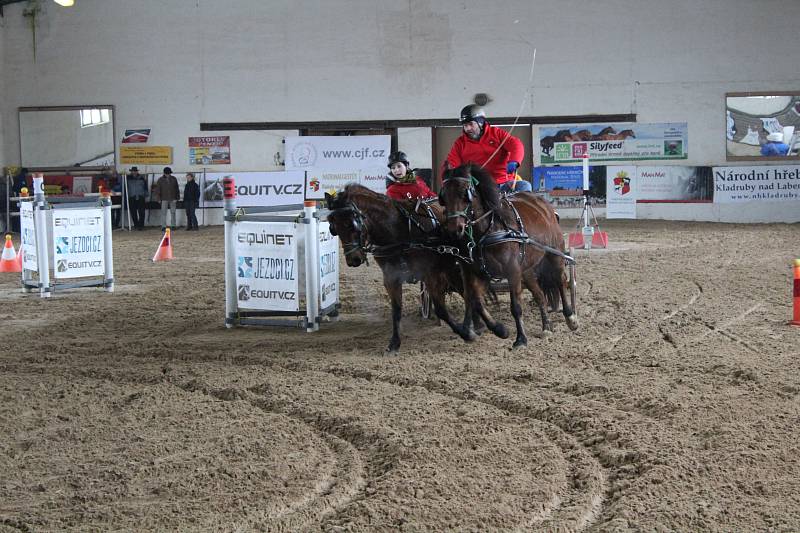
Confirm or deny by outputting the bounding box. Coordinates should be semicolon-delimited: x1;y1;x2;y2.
385;151;436;200
445;105;532;193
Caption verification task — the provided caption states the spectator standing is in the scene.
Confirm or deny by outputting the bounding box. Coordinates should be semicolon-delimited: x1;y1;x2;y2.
153;167;180;231
183;172;200;230
110;173;122;229
126;166;148;230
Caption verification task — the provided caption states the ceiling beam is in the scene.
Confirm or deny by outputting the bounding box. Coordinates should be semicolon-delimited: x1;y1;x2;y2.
201;114;637;131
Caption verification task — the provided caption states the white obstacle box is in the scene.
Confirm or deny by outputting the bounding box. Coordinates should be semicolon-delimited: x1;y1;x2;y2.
19;175;114;297
223;175;340;331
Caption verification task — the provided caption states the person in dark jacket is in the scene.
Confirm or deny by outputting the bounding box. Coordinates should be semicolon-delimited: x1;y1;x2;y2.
110;173;122;229
126;166;148;230
153;167;180;231
183;172;200;230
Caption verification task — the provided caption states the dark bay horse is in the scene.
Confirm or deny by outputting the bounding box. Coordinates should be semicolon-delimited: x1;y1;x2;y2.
438;164;578;348
325;184;508;353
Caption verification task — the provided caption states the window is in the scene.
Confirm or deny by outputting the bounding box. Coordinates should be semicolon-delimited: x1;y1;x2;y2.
80;108;110;128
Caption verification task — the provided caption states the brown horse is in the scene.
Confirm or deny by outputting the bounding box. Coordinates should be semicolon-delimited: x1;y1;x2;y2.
325;184;508;353
439;164;578;348
569;129;593;141
595;129;636;141
587;126;617;140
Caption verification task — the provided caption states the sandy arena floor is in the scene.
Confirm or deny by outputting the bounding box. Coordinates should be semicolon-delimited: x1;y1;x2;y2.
1;219;799;531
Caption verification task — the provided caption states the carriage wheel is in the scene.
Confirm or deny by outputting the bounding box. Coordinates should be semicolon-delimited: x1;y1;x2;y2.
419;282;434;319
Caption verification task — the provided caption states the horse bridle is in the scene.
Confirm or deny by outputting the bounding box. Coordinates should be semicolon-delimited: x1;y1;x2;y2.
441;175;494;229
441;176;476;222
329;202;371;258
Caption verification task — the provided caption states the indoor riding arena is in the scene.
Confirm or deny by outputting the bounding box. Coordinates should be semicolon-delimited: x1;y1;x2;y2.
1;1;799;531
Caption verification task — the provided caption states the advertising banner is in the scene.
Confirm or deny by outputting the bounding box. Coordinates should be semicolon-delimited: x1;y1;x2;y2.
72;176;93;195
189;136;231;165
200;173;224;207
234;221;300;312
305;169;388;200
636;166;704;201
51;207;105;279
122;129;151;144
20;202;37;272
713;165;800;203
285;135;390;197
226;171;306;208
285;135;390;171
318;221;339;310
533;166;584;193
305;171;359;199
120;146;173;164
539;123;688;164
605;166;637;219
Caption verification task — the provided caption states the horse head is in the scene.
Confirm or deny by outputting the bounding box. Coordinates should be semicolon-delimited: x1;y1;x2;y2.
439;164;500;239
619;129;636;138
553;129;572;142
325;188;369;267
540;136;555;155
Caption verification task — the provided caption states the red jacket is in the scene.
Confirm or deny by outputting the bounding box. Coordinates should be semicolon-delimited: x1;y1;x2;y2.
386;178;436;200
445;123;524;185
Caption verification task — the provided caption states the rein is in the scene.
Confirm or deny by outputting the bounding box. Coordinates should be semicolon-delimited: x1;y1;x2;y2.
440;175;576;270
332;195;447;262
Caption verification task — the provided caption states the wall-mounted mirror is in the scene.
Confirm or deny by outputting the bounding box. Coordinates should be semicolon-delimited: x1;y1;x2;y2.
19;105;116;170
726;92;800;161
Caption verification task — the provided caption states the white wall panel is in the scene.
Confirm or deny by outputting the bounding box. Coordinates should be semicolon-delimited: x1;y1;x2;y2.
0;0;798;184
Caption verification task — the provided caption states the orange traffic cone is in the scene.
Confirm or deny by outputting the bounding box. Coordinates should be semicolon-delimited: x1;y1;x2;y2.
15;242;23;271
0;234;21;273
152;228;174;262
592;227;609;248
568;232;584;249
791;259;800;327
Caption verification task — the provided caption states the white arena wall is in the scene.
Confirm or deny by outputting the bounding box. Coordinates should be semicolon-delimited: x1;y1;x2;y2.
0;17;6;169
1;0;799;223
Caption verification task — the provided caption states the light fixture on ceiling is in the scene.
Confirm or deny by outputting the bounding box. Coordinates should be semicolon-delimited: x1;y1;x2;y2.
53;0;74;6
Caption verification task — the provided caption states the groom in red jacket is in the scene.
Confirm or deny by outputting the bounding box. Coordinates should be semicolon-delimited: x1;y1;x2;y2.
445;105;531;193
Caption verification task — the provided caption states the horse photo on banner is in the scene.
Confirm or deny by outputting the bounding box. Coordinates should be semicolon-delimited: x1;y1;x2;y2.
538;123;688;164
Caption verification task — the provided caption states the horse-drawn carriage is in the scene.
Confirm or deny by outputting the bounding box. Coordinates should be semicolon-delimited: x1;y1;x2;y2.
325;164;578;352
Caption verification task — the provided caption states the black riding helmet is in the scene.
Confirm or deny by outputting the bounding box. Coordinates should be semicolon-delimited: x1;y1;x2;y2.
459;105;486;125
387;150;411;169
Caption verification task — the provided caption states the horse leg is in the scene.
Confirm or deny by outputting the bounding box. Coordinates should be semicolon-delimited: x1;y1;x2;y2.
507;269;528;348
559;282;579;331
471;308;487;336
461;267;509;340
384;277;403;354
523;270;553;336
426;276;477;342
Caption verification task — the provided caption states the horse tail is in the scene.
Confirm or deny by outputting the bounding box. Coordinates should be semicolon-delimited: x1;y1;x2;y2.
536;254;564;310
